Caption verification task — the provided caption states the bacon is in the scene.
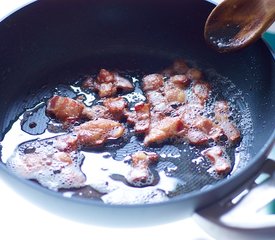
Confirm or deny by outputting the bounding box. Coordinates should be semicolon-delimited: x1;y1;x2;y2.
201;146;231;175
126;151;159;186
74;118;124;146
169;74;190;88
54;134;79;152
82;105;112;120
191;81;211;105
193;117;223;141
114;74;134;92
83;69;133;98
176;104;222;144
162;59;190;76
186;129;208;145
142;74;164;92
126;102;151;134
6;135;86;190
102;97;128;120
163;76;188;104
186;68;203;81
214;101;241;144
144;116;183;146
47;96;85;123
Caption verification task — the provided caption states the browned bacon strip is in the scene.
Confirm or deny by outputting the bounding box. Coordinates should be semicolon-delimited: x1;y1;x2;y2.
161;59;190;76
144;116;183;146
186;68;203;82
201;146;231;175
83;69;133;98
214;101;241;144
164;75;189;104
126;151;159;186
47;96;85;123
191;81;211;105
82;105;112;120
102;96;128;120
126;102;151;134
177;104;222;145
142;74;164;92
74;118;124;146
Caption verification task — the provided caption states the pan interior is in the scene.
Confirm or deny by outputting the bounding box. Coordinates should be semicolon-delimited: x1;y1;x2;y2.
0;51;254;204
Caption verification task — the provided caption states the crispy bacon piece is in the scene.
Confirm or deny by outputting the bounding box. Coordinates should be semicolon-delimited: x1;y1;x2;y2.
82;105;112;120
214;101;241;144
146;91;168;112
114;74;134;92
47;96;85;123
192;81;211;105
162;59;190;76
54;134;79;152
126;151;159;186
94;69;117;98
83;69;133;98
186;68;203;81
48;95;129;123
192;117;223;141
74;118;124;146
102;97;128;120
6;135;86;190
177;104;222;145
163;75;190;104
186;129;208;145
142;74;164;92
144;116;183;146
169;74;190;88
126;102;151;134
201;146;231;175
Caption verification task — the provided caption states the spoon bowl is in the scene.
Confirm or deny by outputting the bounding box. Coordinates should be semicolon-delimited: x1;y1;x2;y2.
205;0;275;52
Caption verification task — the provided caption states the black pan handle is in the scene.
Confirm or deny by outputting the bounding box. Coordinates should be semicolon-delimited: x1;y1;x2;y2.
194;149;275;240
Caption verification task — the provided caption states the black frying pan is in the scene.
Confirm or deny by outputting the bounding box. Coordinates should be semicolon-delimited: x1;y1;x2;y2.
0;0;274;223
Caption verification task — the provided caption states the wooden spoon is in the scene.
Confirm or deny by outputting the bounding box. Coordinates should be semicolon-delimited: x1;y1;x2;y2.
204;0;275;53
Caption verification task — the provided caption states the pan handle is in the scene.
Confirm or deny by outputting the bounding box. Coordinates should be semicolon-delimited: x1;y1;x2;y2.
193;155;275;240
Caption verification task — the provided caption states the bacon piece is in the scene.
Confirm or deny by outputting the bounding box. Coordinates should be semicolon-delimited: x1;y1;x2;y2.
114;74;134;92
82;105;112;120
201;146;231;175
83;69;133;98
177;104;222;144
146;90;168;112
186;68;203;81
193;117;223;141
74;118;124;146
54;134;79;152
126;102;151;134
214;101;241;144
47;96;85;123
126;151;158;186
169;74;190;88
186;129;208;145
164;75;189;104
6;136;86;190
142;74;164;92
82;76;94;89
144;116;183;146
192;81;211;105
103;97;128;120
162;59;190;76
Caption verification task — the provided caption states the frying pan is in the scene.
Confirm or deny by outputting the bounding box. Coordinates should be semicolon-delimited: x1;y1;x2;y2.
0;0;274;226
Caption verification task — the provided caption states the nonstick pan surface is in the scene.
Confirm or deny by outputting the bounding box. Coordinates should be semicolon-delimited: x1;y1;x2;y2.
0;0;274;215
